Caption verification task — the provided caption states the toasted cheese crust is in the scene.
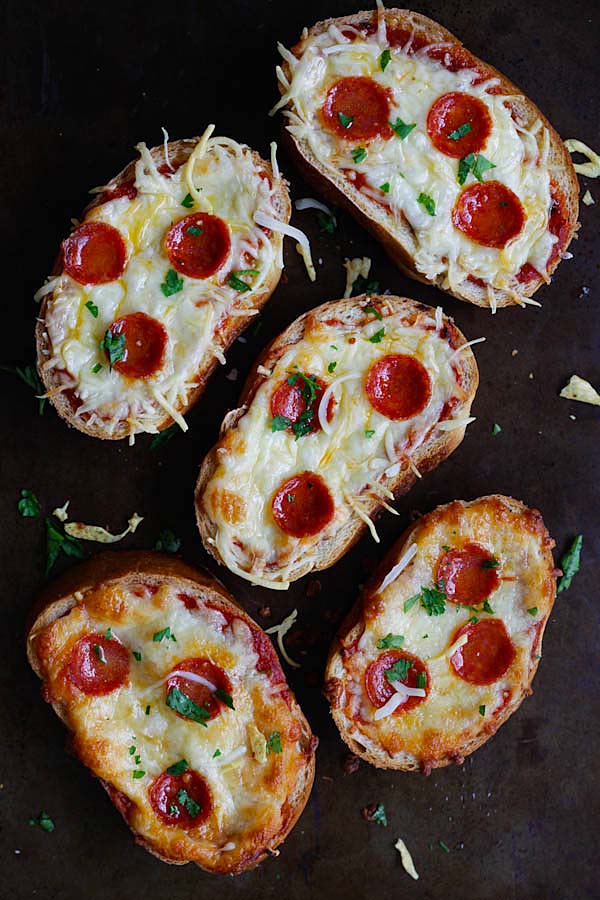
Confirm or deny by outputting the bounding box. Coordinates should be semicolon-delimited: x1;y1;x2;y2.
325;495;556;772
196;296;478;588
35;131;291;440
275;8;578;309
27;553;315;874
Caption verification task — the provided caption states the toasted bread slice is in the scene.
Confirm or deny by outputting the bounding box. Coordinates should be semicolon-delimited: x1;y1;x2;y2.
35;129;291;440
325;495;557;772
274;8;578;309
27;551;316;874
195;295;478;589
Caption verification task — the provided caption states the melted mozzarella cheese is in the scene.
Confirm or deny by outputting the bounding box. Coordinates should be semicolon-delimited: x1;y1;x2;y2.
40;133;285;436
202;304;471;585
36;580;309;866
336;497;551;764
276;26;557;296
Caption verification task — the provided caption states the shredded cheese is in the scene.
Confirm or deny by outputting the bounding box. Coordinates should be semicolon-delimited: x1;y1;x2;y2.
266;609;301;668
64;512;143;544
253;210;315;281
343;257;371;298
449;337;486;361
52;500;70;522
560;374;600;406
295;197;333;215
395;838;419;880
565;139;600;178
583;190;595;206
437;416;476;431
378;542;418;593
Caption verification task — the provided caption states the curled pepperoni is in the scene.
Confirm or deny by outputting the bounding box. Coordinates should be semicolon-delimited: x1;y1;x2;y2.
149;769;212;828
67;632;129;695
516;182;570;282
270;374;333;435
450;619;515;685
437;543;500;605
107;312;167;378
62;222;127;285
322;77;391;141
272;472;334;538
165;212;231;279
93;180;138;207
427;92;492;158
365;650;429;714
452;181;525;249
365;354;432;421
165;657;232;721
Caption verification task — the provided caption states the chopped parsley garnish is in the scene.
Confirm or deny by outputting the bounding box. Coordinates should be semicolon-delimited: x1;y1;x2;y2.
385;658;413;683
105;627;113;640
166;686;209;726
161;268;184;297
330;344;338;350
416;671;427;689
288;371;319;407
228;269;259;293
181;193;194;208
271;415;291;432
132;770;145;779
380;48;391;71
45;517;84;574
18;489;40;518
28;812;54;832
458;152;496;185
442;545;450;552
85;300;99;318
291;410;314;440
154;529;181;553
169;804;179;817
557;535;582;593
134;754;141;765
317;210;337;234
364;429;375;438
212;749;222;758
527;607;538;616
166;759;189;776
420;585;447;616
214;688;235;710
377;633;404;649
352;146;367;164
100;329;126;370
390;117;416;139
150;423;179;451
448;122;472;141
482;599;494;615
479;704;486;716
186;225;203;236
351;274;380;296
91;363;103;374
153;626;177;643
132;650;142;662
439;840;450;853
372;803;388;826
482;558;499;569
1;364;47;414
417;192;436;216
93;644;106;664
328;361;337;374
177;788;201;818
492;423;502;435
338;112;353;128
145;704;151;716
380;182;390;193
364;305;383;320
403;594;419;612
128;745;136;755
266;731;282;754
369;328;385;343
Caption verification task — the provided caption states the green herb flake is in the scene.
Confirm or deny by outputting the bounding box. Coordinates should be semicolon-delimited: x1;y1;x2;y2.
482;558;499;569
439;840;450;853
1;364;47;414
93;644;106;664
28;812;54;833
479;704;486;716
390;117;416;139
45;517;85;574
212;749;222;759
150;423;179;451
404;594;419;613
128;745;136;756
350;274;380;297
132;650;142;662
154;530;181;554
364;305;383;320
372;803;388;827
458;152;496;185
181;193;194;208
417;192;436;216
100;329;126;370
145;705;151;716
482;599;494;615
153;626;176;643
317;210;337;234
287;494;295;503
377;633;404;649
338;112;353;129
214;688;235;710
177;788;201;818
442;545;450;552
385;658;413;683
448;122;472;141
132;770;145;780
166;759;189;776
186;225;203;236
369;328;385;344
420;585;446;616
416;672;427;689
161;268;184;297
91;363;103;374
271;414;291;433
492;423;502;435
557;535;582;593
380;48;392;71
228;269;259;292
18;489;40;518
364;429;375;438
352;147;367;164
527;607;538;616
166;686;210;726
379;182;390;193
85;300;99;318
266;731;282;754
105;627;112;640
328;361;337;374
473;154;496;181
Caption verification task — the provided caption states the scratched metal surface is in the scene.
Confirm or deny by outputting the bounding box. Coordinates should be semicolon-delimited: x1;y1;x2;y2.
0;1;598;897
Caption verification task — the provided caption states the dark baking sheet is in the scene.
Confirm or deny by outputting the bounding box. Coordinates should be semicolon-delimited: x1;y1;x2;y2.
1;1;599;897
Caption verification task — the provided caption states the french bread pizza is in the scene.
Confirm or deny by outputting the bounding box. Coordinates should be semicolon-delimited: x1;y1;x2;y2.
324;495;557;772
273;6;579;310
195;296;479;589
26;552;316;874
35;127;293;440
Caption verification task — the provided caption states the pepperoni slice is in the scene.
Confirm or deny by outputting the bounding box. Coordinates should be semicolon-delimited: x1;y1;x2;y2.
322;77;391;141
452;181;525;249
93;180;138;207
270;374;334;435
165;212;231;279
177;592;198;610
271;472;334;538
164;657;232;721
365;650;429;714
62;222;127;285
437;543;500;605
516;182;570;282
67;632;129;695
365;354;432;421
107;312;167;378
450;619;515;685
427;92;492;158
149;769;212;828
